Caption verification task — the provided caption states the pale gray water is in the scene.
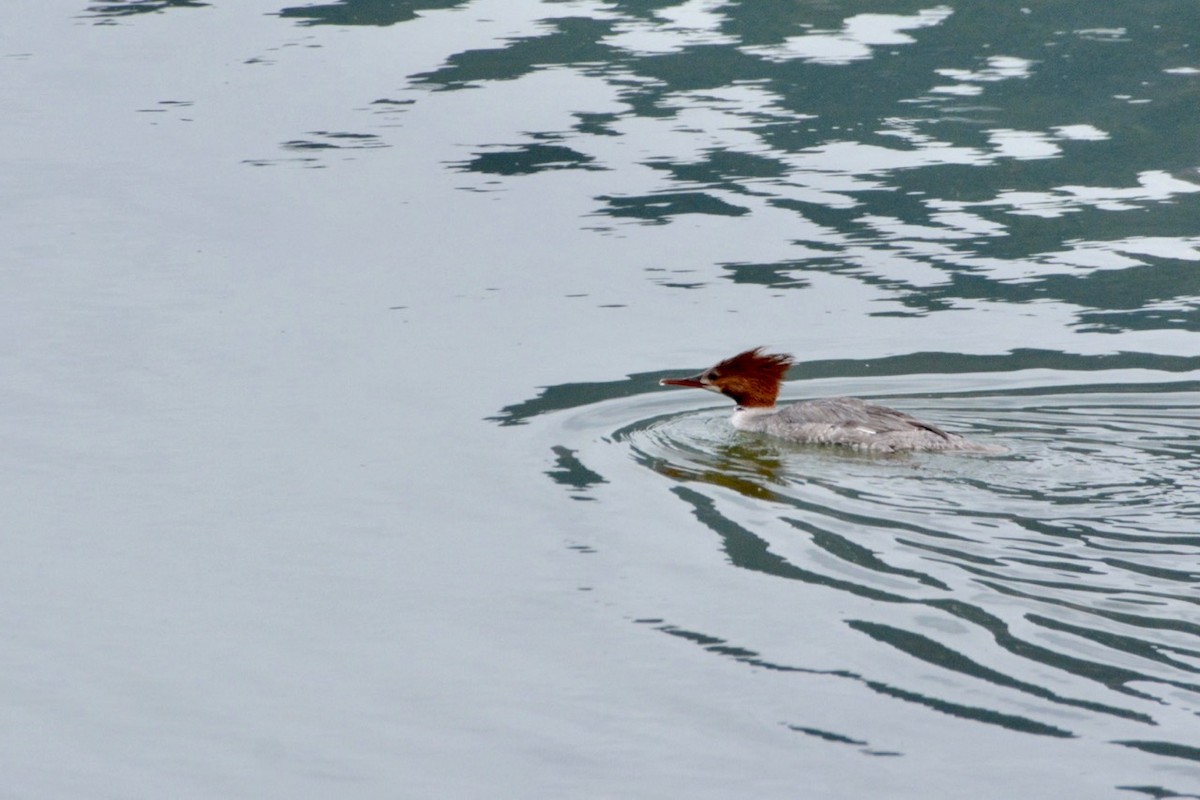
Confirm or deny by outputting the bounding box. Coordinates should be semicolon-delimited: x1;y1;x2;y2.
4;1;1200;797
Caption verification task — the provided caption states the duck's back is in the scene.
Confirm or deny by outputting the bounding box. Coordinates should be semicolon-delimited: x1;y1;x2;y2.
735;397;999;453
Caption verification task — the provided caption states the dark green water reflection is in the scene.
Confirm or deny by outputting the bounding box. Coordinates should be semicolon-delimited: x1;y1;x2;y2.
257;0;1200;339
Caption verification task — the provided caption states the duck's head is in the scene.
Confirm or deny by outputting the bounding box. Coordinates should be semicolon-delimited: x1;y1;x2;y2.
660;347;794;408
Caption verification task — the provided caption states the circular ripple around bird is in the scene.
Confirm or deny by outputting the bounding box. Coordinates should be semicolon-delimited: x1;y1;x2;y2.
541;379;1200;753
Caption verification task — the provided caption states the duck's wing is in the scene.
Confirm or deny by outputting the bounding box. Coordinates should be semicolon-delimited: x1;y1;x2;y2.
778;397;953;440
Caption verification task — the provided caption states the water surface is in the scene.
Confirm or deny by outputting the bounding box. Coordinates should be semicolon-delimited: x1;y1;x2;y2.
4;1;1200;797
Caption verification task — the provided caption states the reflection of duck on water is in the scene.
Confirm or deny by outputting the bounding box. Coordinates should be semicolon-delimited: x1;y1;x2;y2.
661;348;1004;454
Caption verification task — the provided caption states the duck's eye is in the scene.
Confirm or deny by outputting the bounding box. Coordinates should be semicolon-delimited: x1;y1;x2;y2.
707;371;720;381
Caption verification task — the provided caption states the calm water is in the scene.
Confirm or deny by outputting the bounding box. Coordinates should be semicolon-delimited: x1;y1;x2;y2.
4;1;1200;797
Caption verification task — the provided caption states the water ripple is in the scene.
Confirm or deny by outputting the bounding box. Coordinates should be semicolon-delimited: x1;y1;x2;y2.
534;375;1200;764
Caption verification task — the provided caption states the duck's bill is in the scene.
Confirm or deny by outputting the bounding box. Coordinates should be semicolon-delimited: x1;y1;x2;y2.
660;375;706;388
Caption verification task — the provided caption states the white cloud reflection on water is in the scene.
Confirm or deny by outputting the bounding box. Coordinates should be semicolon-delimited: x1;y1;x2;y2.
742;6;955;65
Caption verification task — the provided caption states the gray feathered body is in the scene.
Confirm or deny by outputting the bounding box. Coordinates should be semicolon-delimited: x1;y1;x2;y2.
732;397;1002;454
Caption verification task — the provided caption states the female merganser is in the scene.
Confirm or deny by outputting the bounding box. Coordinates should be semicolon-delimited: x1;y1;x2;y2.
660;348;1001;453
